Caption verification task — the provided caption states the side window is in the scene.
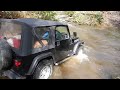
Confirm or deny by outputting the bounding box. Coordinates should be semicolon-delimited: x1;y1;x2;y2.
33;27;50;49
55;26;69;41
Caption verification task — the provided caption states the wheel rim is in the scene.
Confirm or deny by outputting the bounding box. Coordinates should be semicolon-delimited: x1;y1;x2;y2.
38;65;52;79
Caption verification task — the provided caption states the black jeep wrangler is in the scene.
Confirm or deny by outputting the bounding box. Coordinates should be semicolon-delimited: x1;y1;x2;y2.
0;18;84;79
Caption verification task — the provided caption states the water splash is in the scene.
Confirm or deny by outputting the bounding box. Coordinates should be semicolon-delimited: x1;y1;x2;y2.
75;47;89;63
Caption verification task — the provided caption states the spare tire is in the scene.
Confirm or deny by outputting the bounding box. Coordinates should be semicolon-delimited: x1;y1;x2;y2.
0;39;12;70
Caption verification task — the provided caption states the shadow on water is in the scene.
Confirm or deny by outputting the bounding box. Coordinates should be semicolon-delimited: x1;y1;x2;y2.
51;24;120;79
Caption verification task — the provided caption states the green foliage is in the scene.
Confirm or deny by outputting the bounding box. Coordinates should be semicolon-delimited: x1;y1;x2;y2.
65;11;75;17
94;14;103;24
0;11;25;19
71;12;103;26
39;11;57;20
0;11;57;21
28;11;57;20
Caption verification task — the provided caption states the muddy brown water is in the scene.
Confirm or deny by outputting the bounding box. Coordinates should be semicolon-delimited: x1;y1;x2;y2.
1;24;120;79
51;24;120;79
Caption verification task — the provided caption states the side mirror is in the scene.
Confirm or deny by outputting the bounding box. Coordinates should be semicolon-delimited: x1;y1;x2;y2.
73;32;77;38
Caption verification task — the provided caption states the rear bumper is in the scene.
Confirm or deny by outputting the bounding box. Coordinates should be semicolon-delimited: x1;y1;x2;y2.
3;70;26;79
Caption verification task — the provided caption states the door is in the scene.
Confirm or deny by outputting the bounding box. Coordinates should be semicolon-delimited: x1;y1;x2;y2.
55;26;72;63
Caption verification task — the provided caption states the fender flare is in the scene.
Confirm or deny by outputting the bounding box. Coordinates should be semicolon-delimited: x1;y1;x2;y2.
73;41;83;55
27;52;55;75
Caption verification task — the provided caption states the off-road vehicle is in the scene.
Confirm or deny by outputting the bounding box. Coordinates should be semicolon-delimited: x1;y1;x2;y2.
0;18;84;79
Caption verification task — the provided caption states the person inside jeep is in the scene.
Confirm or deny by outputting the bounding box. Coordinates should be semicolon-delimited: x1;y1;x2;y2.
33;40;48;48
33;31;49;48
55;30;63;41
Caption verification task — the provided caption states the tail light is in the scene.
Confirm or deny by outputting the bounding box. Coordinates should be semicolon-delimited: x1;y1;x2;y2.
14;60;22;67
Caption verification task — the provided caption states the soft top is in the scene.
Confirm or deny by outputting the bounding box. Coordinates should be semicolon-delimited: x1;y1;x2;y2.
0;18;67;27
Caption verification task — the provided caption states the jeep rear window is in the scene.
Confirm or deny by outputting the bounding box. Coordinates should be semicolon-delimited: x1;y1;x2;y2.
0;22;22;49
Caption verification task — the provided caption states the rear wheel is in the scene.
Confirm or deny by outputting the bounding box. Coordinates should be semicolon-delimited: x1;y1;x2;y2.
33;59;53;79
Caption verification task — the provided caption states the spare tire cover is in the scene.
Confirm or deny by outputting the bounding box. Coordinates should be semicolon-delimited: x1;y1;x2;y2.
0;39;12;70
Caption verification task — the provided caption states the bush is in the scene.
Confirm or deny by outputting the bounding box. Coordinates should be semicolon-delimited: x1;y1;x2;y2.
94;14;103;24
25;11;57;21
0;11;57;21
39;11;57;20
65;11;75;17
0;11;26;19
71;12;103;26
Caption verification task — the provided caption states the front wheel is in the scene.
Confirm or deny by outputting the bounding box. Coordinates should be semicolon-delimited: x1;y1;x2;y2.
33;60;53;79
